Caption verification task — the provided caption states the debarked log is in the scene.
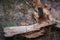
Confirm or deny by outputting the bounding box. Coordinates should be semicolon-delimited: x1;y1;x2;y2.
4;21;55;37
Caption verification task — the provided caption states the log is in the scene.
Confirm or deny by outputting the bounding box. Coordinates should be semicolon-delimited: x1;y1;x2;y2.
4;21;55;37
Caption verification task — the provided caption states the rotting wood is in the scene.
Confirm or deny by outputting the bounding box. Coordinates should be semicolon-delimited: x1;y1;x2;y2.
4;21;55;37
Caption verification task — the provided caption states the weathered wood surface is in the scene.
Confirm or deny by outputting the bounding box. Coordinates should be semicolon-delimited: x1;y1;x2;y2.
5;26;60;40
4;21;55;37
